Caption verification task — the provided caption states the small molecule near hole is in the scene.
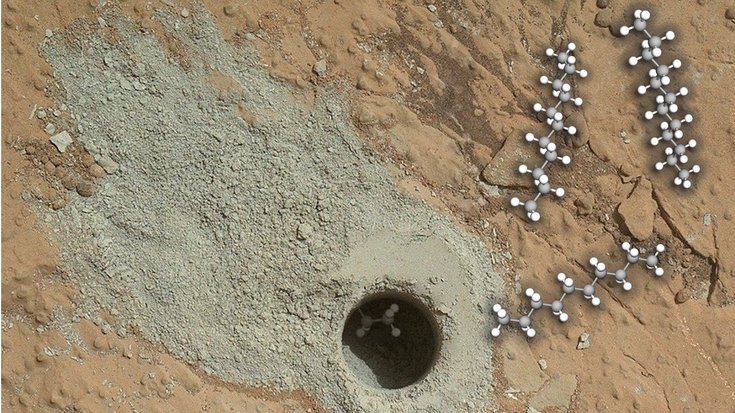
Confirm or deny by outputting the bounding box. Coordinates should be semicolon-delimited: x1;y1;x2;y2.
341;292;441;390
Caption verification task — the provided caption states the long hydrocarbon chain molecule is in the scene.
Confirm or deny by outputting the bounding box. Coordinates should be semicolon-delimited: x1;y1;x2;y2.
620;9;700;189
510;42;587;222
356;303;401;338
491;242;665;338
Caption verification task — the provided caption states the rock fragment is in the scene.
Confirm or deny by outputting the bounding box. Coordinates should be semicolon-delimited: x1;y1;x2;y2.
481;138;534;188
223;4;239;16
577;332;590;350
49;131;73;153
296;223;313;240
617;178;657;241
97;156;119;174
595;9;613;28
529;373;578;411
77;182;96;197
574;192;595;215
44;123;57;135
89;164;106;178
312;59;327;77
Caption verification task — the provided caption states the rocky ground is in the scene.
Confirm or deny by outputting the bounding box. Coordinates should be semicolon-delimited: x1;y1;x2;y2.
3;0;735;412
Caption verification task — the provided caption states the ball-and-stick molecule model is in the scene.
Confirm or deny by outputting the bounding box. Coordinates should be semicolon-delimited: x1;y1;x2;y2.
356;303;401;338
510;42;587;222
491;242;665;339
620;9;700;188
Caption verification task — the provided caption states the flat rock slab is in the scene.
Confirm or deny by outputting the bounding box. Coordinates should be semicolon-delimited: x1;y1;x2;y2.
49;131;73;152
503;333;549;393
617;178;657;241
529;373;578;411
481;136;534;188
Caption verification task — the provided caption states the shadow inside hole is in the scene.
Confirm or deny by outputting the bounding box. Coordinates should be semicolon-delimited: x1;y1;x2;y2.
341;294;439;389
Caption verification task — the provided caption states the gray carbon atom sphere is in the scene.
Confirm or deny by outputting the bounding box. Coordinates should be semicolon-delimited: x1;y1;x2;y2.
551;300;563;312
650;77;662;89
615;269;627;282
524;200;537;213
642;48;653;61
634;18;647;31
583;284;595;297
519;315;531;328
646;255;659;267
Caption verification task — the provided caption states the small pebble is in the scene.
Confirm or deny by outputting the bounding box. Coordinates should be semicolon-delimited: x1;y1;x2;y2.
727;8;735;20
595;10;613;28
36;110;47;119
61;175;79;191
89;164;106;178
596;0;609;8
427;4;437;13
45;29;53;38
538;358;548;370
77;182;96;197
97;156;119;174
44;123;56;135
51;198;66;210
577;332;591;350
297;223;313;240
181;8;190;18
49;131;73;153
312;59;327;77
223;4;239;16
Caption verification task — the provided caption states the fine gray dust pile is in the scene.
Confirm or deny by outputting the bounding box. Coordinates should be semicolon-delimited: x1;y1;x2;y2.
42;6;504;412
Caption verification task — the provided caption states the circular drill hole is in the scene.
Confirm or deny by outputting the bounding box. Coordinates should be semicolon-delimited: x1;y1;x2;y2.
341;291;441;389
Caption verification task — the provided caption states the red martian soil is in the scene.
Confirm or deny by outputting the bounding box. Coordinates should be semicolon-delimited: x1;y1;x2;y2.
3;0;735;412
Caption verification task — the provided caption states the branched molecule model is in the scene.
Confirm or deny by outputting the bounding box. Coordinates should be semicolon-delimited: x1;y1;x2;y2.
620;9;700;188
491;242;665;338
510;42;587;222
355;303;401;338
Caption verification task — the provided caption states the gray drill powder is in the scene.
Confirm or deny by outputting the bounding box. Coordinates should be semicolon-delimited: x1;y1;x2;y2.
42;5;504;412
